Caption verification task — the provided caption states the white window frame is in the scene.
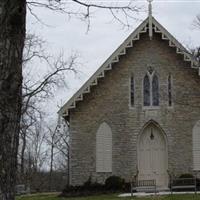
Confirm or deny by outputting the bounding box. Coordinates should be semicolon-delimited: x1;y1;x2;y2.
143;71;160;109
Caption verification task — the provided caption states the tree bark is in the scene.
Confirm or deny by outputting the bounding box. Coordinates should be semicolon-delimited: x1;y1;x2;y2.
20;130;27;177
49;144;54;192
0;0;26;199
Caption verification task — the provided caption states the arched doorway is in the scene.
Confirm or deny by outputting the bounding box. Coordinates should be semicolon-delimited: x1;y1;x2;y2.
138;122;168;189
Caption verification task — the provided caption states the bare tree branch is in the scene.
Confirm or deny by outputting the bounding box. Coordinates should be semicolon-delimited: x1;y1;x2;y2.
18;34;78;187
27;0;142;30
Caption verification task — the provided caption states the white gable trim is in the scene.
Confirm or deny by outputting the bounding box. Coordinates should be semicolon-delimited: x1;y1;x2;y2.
152;18;198;69
58;17;198;118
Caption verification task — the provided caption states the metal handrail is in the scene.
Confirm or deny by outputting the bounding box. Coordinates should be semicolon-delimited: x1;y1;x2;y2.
131;179;157;196
171;177;197;194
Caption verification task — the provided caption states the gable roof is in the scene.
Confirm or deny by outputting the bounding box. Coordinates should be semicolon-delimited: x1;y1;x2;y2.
58;17;199;119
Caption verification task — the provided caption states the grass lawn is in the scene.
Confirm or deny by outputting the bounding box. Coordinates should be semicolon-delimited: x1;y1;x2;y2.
16;193;200;200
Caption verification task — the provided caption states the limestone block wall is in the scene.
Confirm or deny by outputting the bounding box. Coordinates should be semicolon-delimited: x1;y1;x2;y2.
68;32;200;185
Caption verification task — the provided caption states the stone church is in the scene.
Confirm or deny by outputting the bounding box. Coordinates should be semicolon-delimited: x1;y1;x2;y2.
58;2;200;190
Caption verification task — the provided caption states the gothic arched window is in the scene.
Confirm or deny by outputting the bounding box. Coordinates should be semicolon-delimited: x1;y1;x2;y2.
152;74;159;106
130;75;135;107
143;70;159;107
143;74;150;106
168;74;172;106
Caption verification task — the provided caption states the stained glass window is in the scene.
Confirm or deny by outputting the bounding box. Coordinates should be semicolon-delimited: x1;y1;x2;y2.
152;74;159;106
130;76;134;107
168;75;172;106
143;71;159;107
144;74;150;106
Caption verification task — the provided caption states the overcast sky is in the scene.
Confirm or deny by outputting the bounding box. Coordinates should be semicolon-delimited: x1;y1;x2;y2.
27;0;200;120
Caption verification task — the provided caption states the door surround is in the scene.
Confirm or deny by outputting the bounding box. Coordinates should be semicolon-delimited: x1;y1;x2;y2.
137;120;168;188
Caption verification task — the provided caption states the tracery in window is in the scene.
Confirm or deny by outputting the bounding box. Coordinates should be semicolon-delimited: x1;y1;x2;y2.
143;70;159;107
152;74;159;106
144;74;150;106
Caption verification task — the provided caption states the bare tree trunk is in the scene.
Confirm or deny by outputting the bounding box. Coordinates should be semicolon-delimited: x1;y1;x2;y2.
49;145;54;192
0;1;26;199
20;131;27;177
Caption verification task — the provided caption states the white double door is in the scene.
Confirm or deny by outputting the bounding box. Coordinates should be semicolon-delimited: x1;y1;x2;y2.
138;124;168;188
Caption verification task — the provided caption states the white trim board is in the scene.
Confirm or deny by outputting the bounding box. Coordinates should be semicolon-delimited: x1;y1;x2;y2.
58;16;198;118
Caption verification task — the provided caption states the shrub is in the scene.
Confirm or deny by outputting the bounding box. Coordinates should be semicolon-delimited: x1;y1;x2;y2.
170;173;196;192
60;177;105;197
197;179;200;190
83;176;92;188
60;175;127;197
105;176;125;191
179;174;194;179
123;182;132;192
179;174;200;190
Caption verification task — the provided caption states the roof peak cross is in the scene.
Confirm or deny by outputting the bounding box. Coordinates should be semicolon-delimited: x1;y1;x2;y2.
147;0;153;40
147;0;153;17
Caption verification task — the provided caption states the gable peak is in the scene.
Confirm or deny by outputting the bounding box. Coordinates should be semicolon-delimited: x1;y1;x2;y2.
58;15;199;120
148;0;153;16
147;0;153;39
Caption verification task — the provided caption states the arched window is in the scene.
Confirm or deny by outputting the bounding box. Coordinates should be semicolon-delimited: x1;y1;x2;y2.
168;75;172;106
193;120;200;170
130;75;135;107
143;70;159;107
152;74;159;106
96;122;112;172
143;74;150;106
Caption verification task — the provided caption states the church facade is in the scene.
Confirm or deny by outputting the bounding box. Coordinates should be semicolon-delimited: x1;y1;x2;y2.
59;11;200;189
